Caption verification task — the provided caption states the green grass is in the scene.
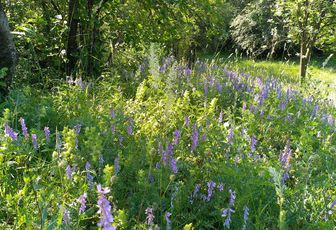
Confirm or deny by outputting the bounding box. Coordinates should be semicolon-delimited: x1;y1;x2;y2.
199;52;336;84
2;54;336;229
199;52;336;101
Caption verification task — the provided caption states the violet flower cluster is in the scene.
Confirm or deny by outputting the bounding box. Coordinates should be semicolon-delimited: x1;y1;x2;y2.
77;193;87;214
4;123;18;141
222;189;236;228
145;207;155;226
19;117;29;140
97;185;116;230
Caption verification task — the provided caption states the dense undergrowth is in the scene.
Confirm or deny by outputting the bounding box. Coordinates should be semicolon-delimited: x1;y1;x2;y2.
1;52;336;229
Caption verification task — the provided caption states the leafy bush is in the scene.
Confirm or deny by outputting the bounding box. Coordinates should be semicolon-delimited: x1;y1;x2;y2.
230;0;288;58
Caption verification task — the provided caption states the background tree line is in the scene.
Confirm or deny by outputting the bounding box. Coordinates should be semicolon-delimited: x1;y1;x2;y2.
0;0;335;96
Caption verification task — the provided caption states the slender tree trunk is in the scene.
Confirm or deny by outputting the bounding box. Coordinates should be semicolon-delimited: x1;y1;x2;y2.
66;0;79;76
87;0;94;77
299;42;308;83
0;2;17;97
299;0;311;84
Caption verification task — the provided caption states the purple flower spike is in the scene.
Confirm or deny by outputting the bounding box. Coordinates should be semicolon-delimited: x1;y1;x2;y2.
74;124;81;135
229;189;236;206
110;108;115;119
145;207;155;226
77;193;87;214
4;123;18;141
217;183;224;191
206;181;216;201
193;184;200;197
204;81;208;97
32;134;37;149
222;208;235;228
191;124;198;152
280;141;292;169
127;118;133;135
219;112;223;123
280;141;292;184
171;158;178;174
44;127;50;142
250;135;257;152
165;212;172;230
242;206;249;230
228;128;234;145
216;82;223;93
242;102;246;111
66;165;73;181
97;185;116;230
86;162;93;190
19;117;29;139
190;184;200;203
244;206;249;221
111;123;116;134
185;115;190;127
119;135;124;147
63;208;70;225
201;133;206;142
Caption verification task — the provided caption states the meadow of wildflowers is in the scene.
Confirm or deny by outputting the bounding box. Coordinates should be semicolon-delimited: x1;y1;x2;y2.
0;52;336;229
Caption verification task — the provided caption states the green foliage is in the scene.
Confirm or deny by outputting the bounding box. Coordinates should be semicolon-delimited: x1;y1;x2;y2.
1;51;336;228
1;0;336;229
230;0;288;58
275;0;336;51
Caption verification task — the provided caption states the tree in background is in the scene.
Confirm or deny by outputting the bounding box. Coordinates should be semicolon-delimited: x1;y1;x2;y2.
230;0;288;59
66;0;79;77
0;2;17;98
275;0;336;82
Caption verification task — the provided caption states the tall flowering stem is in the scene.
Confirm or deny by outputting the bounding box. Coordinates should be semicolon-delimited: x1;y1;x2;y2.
86;162;93;190
250;135;257;152
97;185;116;230
222;189;236;228
206;181;216;201
228;128;234;145
63;207;70;225
44;127;50;143
191;124;198;152
32;134;37;149
66;165;73;181
4;123;18;141
19;117;29;139
222;208;235;228
280;141;292;184
145;207;155;226
242;206;249;230
165;212;172;230
77;193;87;214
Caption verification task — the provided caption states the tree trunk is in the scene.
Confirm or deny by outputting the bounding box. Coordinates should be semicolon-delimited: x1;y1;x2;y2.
0;2;17;98
299;42;308;83
299;0;312;84
87;0;94;77
299;39;312;84
66;0;79;77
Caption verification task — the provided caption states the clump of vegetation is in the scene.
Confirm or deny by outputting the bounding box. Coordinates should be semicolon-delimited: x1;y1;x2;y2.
1;52;336;228
0;0;335;229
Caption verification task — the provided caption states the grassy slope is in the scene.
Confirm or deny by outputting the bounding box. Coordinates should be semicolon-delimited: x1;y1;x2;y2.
199;52;336;101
